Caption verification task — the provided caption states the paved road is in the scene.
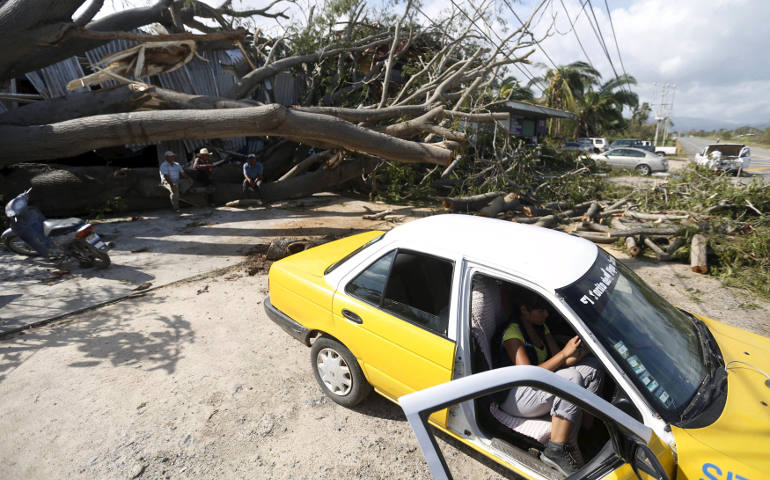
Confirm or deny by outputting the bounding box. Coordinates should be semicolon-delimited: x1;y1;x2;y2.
679;136;770;176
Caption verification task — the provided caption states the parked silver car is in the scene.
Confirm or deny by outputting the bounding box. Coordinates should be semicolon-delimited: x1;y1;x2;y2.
591;147;668;175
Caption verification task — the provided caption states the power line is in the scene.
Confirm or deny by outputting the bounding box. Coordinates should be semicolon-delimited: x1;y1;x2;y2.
503;0;560;71
558;0;594;67
603;0;629;82
585;0;620;80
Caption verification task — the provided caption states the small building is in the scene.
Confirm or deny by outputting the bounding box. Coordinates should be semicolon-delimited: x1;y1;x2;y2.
497;100;576;143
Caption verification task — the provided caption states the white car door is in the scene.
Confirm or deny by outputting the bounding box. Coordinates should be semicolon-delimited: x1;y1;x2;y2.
399;366;673;480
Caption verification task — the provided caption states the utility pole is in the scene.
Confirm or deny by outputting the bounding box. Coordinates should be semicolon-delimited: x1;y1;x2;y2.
653;83;676;146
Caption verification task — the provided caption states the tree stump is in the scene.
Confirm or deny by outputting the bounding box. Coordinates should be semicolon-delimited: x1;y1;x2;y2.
690;234;708;274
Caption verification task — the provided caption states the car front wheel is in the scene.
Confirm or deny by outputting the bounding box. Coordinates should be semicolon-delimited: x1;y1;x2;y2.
311;337;372;407
635;164;651;176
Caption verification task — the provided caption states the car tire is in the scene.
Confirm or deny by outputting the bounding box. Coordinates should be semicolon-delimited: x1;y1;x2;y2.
310;337;372;407
635;164;651;176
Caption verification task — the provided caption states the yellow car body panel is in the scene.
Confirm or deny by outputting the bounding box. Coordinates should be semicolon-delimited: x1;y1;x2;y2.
670;314;770;480
268;229;455;426
268;230;383;336
332;290;455;426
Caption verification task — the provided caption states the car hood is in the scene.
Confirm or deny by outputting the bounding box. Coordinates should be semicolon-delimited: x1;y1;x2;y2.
672;316;770;476
271;230;383;278
706;144;745;156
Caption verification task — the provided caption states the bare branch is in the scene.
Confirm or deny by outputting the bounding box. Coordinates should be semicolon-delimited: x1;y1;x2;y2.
378;0;413;108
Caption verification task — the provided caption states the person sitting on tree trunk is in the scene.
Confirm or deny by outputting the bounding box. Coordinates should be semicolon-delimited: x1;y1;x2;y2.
192;147;214;185
242;153;263;200
160;151;194;212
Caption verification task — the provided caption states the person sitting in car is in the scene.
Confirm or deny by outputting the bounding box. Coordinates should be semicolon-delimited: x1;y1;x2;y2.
499;291;604;476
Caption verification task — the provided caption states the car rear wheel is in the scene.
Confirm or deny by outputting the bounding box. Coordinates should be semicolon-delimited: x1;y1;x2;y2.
635;164;651;176
311;337;371;407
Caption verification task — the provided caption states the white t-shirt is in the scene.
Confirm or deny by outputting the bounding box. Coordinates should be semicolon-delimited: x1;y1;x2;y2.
160;161;185;184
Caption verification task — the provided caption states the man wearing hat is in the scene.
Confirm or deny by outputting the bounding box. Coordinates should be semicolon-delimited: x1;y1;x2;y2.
242;153;263;199
160;150;194;211
192;147;214;185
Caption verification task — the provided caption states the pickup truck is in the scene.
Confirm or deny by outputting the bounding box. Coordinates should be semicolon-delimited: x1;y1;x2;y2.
654;145;677;156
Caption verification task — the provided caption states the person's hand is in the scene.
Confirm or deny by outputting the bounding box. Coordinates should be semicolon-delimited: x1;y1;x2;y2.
561;336;582;358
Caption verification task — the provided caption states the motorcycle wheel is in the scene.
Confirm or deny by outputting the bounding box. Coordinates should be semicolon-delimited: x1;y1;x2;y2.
69;241;110;268
89;245;111;269
3;233;39;256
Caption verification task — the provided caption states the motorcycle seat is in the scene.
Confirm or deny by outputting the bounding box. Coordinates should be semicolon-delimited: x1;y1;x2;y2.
43;218;84;236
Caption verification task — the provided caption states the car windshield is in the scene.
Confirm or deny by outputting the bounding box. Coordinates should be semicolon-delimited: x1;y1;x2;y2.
556;251;707;420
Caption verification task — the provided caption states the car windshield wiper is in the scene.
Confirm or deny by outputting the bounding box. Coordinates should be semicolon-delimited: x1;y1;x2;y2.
679;315;724;423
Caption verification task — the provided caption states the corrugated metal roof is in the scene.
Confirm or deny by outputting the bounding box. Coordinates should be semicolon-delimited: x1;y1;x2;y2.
25;57;88;99
23;39;303;158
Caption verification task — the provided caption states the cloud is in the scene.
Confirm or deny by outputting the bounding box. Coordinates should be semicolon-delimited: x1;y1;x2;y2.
520;0;770;124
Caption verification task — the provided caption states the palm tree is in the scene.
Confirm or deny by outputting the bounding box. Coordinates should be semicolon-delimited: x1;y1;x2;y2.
533;61;601;136
574;74;638;137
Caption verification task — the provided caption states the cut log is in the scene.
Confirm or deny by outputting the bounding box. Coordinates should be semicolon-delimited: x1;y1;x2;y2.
608;225;689;238
643;238;670;261
477;195;506;217
580;221;610;233
573;231;615;244
624;236;641;257
690;234;708;274
544;201;570;210
442;192;503;212
624;211;690;222
666;237;685;256
533;215;557;228
501;193;522;212
581;202;600;222
523;206;553;217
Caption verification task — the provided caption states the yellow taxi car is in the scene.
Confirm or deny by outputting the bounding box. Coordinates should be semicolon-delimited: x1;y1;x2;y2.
264;214;770;480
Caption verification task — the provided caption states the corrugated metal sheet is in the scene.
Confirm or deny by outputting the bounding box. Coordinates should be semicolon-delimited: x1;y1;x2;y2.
25;57;88;99
23;40;304;158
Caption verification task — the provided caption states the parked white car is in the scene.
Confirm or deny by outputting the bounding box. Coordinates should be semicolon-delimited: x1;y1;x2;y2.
577;137;608;152
694;144;751;173
590;147;668;175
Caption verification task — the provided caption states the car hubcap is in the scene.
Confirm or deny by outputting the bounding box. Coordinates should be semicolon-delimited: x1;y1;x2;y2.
316;348;352;396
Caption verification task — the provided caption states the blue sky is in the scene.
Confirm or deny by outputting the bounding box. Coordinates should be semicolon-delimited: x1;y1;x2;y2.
92;0;770;129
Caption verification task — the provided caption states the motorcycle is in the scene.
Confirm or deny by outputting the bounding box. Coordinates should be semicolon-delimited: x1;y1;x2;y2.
2;188;111;268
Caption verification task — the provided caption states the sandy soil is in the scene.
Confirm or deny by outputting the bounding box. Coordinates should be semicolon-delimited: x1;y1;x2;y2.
1;204;768;480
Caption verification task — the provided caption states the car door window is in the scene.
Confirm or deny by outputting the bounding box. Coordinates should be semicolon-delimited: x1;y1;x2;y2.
628;150;645;158
346;250;396;305
346;249;453;337
382;251;453;336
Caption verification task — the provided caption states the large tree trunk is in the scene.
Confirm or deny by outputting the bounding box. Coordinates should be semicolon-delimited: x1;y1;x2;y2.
0;105;454;167
1;158;373;216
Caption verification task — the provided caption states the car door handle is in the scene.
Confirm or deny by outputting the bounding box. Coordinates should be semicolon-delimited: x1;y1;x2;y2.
342;309;363;324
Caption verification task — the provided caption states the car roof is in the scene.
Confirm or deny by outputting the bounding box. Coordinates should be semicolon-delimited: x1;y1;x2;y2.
383;214;598;290
607;147;651;154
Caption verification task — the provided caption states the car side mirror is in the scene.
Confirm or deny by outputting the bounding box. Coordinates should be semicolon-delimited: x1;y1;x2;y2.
630;440;670;480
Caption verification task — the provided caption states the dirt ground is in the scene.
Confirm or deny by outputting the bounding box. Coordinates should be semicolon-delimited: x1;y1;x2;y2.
1;198;769;480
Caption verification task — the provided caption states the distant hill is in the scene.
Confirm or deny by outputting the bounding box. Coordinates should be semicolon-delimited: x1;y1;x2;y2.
672;116;769;132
